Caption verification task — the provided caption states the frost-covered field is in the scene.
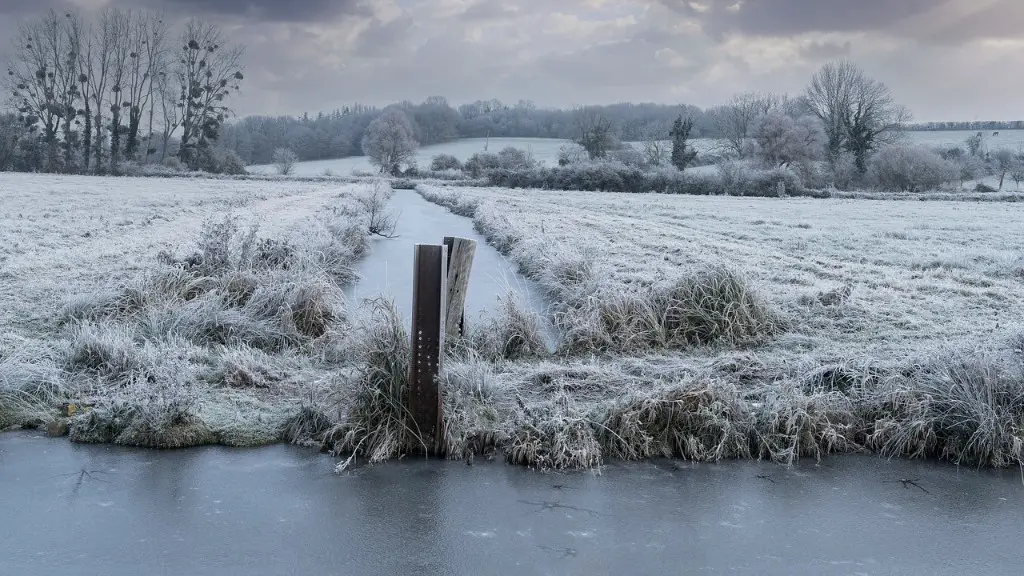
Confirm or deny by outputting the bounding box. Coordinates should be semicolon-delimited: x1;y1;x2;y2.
0;173;343;337
423;185;1024;359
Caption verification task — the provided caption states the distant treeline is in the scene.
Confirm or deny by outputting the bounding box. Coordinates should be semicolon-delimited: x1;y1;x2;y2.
906;121;1024;131
219;98;714;165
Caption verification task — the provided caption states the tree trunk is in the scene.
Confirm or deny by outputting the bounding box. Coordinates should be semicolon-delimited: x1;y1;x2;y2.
93;109;104;173
126;106;141;160
110;108;121;173
62;117;74;173
82;102;92;173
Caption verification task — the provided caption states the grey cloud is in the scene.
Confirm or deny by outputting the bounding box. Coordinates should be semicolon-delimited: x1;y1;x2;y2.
458;1;521;21
661;0;996;41
799;40;852;61
136;0;372;21
351;16;415;58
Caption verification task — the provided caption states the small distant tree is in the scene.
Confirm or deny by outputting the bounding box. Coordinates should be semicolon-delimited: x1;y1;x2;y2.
965;132;985;157
1011;148;1024;190
992;148;1013;190
573;106;614;160
362;107;418;176
641;123;669;167
669;115;698;170
272;147;297;175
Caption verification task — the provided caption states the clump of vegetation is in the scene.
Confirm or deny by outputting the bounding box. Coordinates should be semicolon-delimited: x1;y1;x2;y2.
328;299;417;468
465;293;550;362
555;265;784;354
430;153;462;171
866;350;1024;467
599;379;752;461
867;144;958;192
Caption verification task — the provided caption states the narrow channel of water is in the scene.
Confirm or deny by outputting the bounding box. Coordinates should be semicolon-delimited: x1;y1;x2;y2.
344;188;557;347
2;432;1022;576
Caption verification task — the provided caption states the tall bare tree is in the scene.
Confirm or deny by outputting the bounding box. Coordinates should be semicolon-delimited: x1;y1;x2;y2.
8;10;75;171
123;12;167;161
175;19;244;168
805;61;909;171
105;8;131;172
154;66;180;162
142;13;168;162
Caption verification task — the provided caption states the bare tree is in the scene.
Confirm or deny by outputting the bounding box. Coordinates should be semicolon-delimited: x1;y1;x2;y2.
123;12;167;161
361;107;418;175
8;10;77;171
175;19;244;168
573;106;614;160
1011;148;1024;190
992;148;1013;190
357;180;399;237
640;123;669;167
142;13;168;163
709;92;780;158
751;113;825;168
79;8;116;173
805;61;910;171
154;64;180;162
105;8;131;172
272;147;297;175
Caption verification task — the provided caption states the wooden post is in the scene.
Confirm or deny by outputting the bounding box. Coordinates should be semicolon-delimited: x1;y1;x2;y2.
443;236;477;341
408;244;447;451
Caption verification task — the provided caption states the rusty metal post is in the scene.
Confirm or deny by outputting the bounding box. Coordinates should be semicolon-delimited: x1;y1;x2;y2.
443;236;477;341
408;243;447;451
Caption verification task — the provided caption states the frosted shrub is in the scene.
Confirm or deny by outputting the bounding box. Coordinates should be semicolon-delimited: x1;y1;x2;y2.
558;143;587;166
867;144;957;192
825;151;860;191
429;153;462;171
609;146;647;169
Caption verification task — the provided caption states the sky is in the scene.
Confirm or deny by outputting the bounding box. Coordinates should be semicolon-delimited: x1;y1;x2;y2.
1;0;1021;122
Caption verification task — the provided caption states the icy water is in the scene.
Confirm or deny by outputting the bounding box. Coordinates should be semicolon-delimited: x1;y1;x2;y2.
344;188;557;347
2;432;1022;576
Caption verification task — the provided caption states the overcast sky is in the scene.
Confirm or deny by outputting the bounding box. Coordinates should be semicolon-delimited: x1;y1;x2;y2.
2;0;1020;121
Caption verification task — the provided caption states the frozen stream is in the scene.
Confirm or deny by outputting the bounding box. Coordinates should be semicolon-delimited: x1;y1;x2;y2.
344;188;557;347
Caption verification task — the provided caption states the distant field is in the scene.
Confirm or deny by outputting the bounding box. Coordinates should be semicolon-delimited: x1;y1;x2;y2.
251;130;1024;177
421;184;1024;360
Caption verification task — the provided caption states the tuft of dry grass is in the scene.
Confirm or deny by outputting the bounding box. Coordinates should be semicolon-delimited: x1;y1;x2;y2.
506;392;603;470
328;299;420;468
466;293;550;362
560;265;784;354
598;379;752;461
865;350;1024;467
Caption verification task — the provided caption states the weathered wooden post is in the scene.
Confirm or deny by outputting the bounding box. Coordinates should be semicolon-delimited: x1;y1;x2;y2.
408;244;447;451
443;236;477;341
